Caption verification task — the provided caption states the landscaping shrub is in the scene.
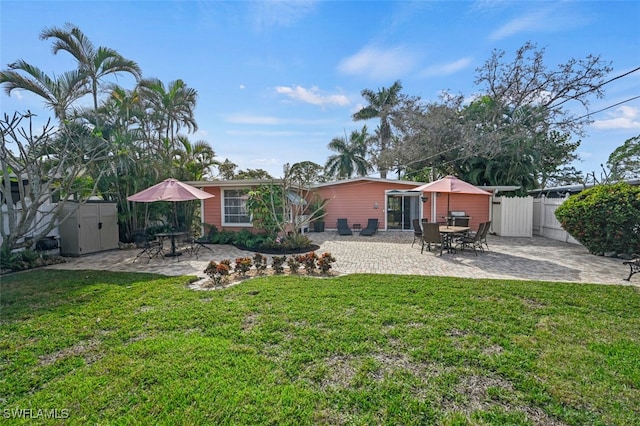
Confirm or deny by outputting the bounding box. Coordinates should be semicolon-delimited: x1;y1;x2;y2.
298;252;318;274
318;252;336;273
555;182;640;255
234;257;252;276
271;256;287;274
204;259;231;286
0;248;64;273
232;229;268;250
255;233;316;253
210;230;236;245
252;253;267;274
287;256;301;274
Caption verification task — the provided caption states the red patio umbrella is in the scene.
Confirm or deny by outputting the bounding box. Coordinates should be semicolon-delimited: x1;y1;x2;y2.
127;178;214;229
127;178;214;202
411;175;491;219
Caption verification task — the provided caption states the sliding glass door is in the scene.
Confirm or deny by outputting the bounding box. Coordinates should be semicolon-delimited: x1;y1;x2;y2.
386;193;420;230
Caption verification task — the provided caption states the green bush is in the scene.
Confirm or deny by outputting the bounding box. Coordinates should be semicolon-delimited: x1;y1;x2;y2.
555;182;640;255
232;229;268;250
211;230;236;245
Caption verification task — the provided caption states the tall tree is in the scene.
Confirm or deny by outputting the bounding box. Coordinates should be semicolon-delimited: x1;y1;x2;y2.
393;43;611;189
173;135;216;181
40;23;142;109
137;78;198;149
352;80;404;178
325;126;371;179
0;112;107;252
474;41;612;138
0;60;89;120
607;135;640;181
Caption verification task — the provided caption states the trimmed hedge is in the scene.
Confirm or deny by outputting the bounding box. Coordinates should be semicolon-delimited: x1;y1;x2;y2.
555;182;640;255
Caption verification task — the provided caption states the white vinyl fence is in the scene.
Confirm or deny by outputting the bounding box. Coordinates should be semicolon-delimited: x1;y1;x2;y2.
532;196;580;244
491;196;533;237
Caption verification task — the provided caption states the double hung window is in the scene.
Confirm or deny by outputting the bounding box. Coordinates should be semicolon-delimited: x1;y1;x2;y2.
223;189;251;226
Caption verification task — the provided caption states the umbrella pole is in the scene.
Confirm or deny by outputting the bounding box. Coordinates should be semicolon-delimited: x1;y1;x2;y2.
173;202;178;230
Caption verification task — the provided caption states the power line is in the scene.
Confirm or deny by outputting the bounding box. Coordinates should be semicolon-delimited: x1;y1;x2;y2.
564;95;640;124
401;69;640;171
548;66;640;110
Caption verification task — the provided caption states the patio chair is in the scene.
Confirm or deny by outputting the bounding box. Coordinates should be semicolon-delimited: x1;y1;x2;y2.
411;218;422;247
179;231;198;258
337;218;353;236
458;223;484;256
132;229;164;263
479;221;491;251
188;227;216;258
359;218;379;236
421;222;444;255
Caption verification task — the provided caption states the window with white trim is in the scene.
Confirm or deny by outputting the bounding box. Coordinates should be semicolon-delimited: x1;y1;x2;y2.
223;189;251;226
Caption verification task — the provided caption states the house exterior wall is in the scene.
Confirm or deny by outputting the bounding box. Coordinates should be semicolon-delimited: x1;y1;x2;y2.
315;180;420;230
201;186;224;230
198;178;491;233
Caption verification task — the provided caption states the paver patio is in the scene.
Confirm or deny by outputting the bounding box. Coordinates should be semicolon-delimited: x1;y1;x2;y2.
43;232;637;288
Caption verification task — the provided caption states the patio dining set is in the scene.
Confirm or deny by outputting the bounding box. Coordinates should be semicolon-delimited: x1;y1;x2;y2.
412;216;491;256
132;229;213;263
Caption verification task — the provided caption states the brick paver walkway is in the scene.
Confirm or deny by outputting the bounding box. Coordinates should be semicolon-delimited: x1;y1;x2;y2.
44;232;637;288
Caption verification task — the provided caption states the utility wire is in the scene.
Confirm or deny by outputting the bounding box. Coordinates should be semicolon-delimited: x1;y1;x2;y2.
563;95;640;124
401;69;640;171
548;66;640;110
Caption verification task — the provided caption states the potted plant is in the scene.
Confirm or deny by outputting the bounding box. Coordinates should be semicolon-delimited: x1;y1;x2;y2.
309;195;326;232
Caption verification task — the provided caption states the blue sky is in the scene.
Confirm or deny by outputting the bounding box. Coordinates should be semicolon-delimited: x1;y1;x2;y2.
2;0;639;180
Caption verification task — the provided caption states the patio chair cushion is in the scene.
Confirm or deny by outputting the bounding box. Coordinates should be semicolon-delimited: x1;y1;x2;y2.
337;218;353;236
359;218;379;236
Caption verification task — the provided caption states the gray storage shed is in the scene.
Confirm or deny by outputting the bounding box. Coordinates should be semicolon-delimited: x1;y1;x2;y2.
58;201;120;256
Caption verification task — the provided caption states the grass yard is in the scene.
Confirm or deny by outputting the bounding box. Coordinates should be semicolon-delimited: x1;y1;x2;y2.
1;270;639;425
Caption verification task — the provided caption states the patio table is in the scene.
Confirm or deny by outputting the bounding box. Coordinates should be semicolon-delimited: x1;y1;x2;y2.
156;231;185;257
439;225;469;253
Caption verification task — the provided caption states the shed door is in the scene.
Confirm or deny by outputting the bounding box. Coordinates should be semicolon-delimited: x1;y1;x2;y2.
99;204;120;250
80;204;101;254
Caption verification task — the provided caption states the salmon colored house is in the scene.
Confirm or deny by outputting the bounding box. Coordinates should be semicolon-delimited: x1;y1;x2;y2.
189;177;493;233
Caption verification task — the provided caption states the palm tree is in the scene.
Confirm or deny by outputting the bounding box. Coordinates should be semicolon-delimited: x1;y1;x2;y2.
352;80;403;178
325;126;371;179
0;60;89;120
137;78;198;149
40;23;142;109
173;136;217;181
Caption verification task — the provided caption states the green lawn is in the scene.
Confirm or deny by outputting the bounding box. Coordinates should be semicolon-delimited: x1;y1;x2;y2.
1;270;639;425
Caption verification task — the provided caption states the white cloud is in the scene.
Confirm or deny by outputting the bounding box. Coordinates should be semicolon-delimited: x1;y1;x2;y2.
420;57;473;77
275;85;350;107
337;45;419;80
239;84;246;89
226;130;303;137
224;113;336;126
250;0;318;30
226;114;282;125
592;106;640;130
488;5;587;41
